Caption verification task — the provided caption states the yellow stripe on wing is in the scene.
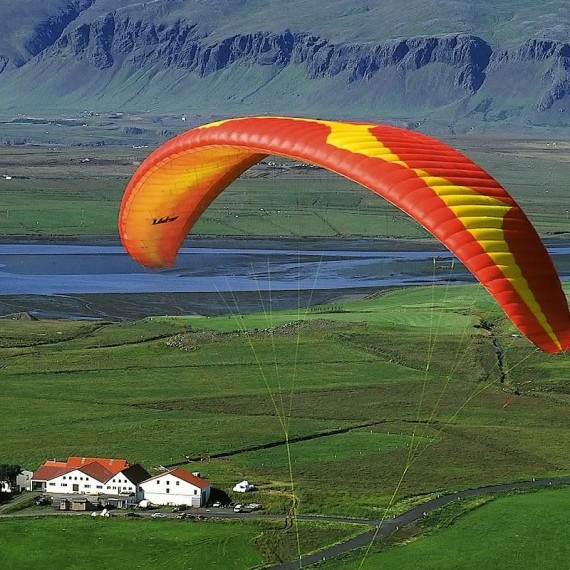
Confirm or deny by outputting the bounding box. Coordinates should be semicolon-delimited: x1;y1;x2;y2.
322;121;560;349
415;171;561;351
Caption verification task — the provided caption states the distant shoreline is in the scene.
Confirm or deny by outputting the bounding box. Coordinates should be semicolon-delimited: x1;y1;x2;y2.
0;233;446;251
1;233;567;251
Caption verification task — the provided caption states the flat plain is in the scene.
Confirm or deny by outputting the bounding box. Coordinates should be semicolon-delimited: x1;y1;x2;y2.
1;133;569;240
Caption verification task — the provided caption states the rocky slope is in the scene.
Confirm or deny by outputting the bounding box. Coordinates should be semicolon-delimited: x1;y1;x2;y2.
1;0;570;131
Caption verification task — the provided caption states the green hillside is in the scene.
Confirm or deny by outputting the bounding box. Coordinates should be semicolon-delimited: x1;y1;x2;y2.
2;1;570;130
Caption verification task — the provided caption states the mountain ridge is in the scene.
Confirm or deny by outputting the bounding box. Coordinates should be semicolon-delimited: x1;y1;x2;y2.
2;0;570;132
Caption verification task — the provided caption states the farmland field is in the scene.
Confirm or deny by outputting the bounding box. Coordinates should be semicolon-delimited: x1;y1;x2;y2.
0;517;264;570
321;487;570;569
1;134;570;240
1;284;569;521
1;132;569;567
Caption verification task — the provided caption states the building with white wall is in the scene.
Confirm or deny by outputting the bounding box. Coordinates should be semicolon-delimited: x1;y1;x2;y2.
31;457;149;508
31;458;211;508
140;468;210;507
0;470;33;493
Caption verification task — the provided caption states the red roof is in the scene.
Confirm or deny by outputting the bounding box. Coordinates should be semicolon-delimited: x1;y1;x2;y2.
32;461;69;482
79;462;114;483
66;457;128;475
168;468;210;489
33;457;129;482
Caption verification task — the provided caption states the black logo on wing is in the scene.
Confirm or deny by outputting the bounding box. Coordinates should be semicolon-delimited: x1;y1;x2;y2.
152;216;179;225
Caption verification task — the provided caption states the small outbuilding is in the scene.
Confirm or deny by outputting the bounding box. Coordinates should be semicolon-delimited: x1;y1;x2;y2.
1;470;33;493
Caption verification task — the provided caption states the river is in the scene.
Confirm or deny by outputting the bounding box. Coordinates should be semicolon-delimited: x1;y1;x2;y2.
0;240;568;320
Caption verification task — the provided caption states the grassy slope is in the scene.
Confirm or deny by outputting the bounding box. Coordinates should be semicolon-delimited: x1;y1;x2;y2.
3;0;570;49
2;1;570;123
1;284;569;520
322;487;570;569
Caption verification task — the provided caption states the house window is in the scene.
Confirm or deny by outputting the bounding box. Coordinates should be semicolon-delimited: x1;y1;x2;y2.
80;477;83;481
63;476;66;480
74;477;78;480
112;479;116;483
194;490;197;495
176;481;179;486
49;482;55;486
96;485;103;489
106;486;111;489
166;480;170;485
61;483;67;487
157;480;160;484
85;484;90;488
166;488;170;494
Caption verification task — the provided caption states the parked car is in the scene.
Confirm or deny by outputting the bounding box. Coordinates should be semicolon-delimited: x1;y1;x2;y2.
125;512;142;518
175;512;187;519
212;501;222;508
172;505;188;513
233;504;244;513
151;512;168;519
245;503;263;511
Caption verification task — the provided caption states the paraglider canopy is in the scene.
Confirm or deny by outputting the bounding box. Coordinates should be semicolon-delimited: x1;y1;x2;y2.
119;116;570;353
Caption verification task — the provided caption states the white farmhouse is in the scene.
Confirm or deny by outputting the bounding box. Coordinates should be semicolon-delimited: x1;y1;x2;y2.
140;467;210;507
31;457;149;509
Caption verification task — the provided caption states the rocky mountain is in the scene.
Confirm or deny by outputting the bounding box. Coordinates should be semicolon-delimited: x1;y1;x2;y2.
1;0;570;132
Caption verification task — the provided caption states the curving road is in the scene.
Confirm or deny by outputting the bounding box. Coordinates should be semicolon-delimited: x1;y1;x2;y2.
267;476;570;569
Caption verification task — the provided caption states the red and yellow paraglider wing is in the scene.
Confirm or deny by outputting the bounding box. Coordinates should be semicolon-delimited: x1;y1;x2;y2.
119;117;570;353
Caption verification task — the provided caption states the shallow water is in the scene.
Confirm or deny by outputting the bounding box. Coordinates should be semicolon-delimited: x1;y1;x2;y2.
0;241;567;319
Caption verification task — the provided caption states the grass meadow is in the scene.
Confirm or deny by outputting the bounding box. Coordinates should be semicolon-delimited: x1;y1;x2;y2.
0;517;264;570
1;285;569;523
1;135;570;240
1;284;569;566
1;134;569;567
321;487;570;569
0;515;365;570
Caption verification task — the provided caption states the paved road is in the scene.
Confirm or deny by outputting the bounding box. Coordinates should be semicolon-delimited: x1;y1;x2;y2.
268;476;570;570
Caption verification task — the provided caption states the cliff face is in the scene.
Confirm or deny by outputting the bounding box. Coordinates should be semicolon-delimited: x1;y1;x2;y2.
2;1;570;130
24;0;96;58
46;17;492;88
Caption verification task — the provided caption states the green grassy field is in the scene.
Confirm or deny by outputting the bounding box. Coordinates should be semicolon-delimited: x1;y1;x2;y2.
1;136;569;240
0;515;366;570
1;285;569;523
321;487;570;569
1;134;569;567
0;517;254;570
